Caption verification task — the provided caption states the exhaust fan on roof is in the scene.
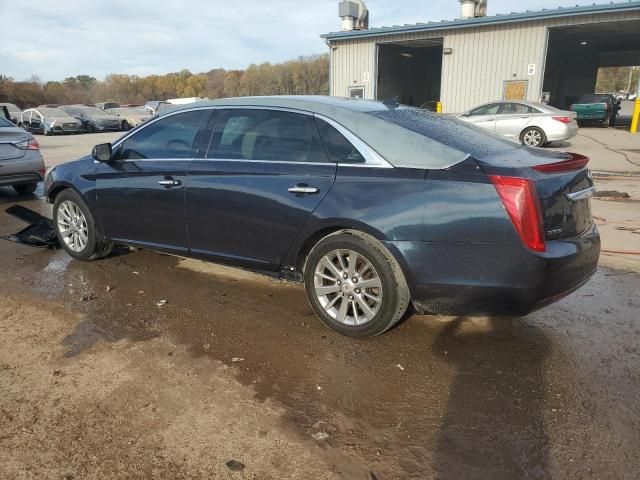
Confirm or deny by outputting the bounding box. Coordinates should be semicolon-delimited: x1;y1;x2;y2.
339;0;369;31
459;0;487;19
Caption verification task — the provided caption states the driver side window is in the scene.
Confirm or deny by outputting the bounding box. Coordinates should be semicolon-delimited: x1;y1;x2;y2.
114;110;208;160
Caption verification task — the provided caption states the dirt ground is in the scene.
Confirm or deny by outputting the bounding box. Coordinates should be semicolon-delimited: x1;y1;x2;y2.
1;145;640;478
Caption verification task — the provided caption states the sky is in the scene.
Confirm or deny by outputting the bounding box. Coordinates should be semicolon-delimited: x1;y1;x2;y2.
0;0;602;81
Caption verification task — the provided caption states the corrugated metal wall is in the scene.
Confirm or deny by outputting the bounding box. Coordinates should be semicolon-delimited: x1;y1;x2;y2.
329;10;640;113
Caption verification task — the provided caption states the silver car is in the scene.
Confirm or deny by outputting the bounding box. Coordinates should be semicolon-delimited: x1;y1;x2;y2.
0;116;46;195
20;107;83;136
458;101;578;147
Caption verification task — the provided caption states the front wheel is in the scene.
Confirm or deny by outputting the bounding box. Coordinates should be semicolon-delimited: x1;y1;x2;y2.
304;230;410;337
53;189;113;260
521;127;546;147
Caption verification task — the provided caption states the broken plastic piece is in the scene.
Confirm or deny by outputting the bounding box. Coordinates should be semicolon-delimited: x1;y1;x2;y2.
1;205;60;249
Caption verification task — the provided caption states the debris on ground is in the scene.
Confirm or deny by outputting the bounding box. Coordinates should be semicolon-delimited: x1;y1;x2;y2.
396;364;405;371
225;460;245;472
594;190;630;199
311;431;330;441
156;299;167;307
231;357;245;362
80;294;97;302
1;206;59;248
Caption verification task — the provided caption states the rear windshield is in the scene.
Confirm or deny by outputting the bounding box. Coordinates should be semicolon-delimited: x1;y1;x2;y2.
370;107;518;160
578;94;610;104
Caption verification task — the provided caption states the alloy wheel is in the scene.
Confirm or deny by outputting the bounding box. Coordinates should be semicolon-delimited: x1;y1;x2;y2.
57;200;89;253
523;129;543;147
313;249;383;326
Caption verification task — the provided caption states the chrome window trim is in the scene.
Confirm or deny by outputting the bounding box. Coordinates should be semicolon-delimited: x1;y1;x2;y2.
566;186;596;201
112;105;393;168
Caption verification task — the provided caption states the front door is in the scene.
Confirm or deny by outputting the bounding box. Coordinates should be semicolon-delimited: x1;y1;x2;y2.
186;108;336;270
95;109;211;253
465;103;500;132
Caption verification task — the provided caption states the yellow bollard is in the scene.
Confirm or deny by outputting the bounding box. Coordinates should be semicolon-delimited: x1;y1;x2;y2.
436;101;442;114
631;98;640;134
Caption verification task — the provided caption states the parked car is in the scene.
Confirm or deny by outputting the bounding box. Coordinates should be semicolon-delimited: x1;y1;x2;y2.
458;101;578;147
59;105;121;132
0;116;45;194
104;107;151;130
144;100;171;116
0;103;22;125
95;101;120;111
20;107;83;135
570;94;621;127
45;96;599;337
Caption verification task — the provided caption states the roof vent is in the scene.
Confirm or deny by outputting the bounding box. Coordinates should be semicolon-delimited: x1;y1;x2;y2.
459;0;487;19
339;0;369;31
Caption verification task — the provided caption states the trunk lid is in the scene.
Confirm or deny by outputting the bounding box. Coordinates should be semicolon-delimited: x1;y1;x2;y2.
0;127;30;161
478;148;594;242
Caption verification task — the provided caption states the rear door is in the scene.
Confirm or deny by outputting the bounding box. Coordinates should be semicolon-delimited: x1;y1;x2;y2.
494;102;536;140
95;109;211;253
185;108;336;270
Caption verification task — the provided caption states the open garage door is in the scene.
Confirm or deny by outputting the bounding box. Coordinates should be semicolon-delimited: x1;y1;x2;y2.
376;39;443;109
543;19;640;110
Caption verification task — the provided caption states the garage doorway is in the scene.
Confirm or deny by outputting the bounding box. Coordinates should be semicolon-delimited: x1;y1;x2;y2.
376;39;443;109
542;19;640;109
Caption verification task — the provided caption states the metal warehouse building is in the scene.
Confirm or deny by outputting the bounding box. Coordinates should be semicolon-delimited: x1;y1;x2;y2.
322;1;640;113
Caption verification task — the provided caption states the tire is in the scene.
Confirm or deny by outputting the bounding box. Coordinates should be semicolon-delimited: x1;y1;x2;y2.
577;120;584;128
521;127;546;147
122;120;130;131
13;183;37;195
43;128;51;136
304;230;410;337
53;189;113;261
601;117;610;128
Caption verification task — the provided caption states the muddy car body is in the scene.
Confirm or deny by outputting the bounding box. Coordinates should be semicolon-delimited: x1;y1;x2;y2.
45;96;600;337
104;107;151;131
59;105;121;133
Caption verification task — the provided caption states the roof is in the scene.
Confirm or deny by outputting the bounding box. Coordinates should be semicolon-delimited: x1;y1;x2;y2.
321;0;640;41
162;95;469;170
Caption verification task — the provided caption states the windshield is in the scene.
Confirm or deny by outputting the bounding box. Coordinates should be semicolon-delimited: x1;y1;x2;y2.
38;108;69;117
79;107;109;116
370;107;519;161
578;94;610;104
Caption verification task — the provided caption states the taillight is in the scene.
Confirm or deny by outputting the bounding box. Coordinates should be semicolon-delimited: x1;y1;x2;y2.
533;153;589;173
489;175;546;252
16;138;40;150
552;116;572;124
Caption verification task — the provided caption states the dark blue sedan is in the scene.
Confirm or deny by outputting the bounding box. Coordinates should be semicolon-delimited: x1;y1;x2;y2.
45;96;600;337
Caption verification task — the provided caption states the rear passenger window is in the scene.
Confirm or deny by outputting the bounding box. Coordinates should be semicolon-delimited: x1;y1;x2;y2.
315;118;364;164
115;110;208;160
207;109;328;163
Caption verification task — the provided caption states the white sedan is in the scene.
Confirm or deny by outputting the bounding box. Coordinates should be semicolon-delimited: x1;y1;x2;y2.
458;101;578;147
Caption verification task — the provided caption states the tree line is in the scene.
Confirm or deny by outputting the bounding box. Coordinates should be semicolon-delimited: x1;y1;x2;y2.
595;66;639;95
0;54;329;109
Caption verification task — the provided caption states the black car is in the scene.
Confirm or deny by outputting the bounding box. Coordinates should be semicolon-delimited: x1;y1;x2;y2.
59;105;121;132
45;96;600;337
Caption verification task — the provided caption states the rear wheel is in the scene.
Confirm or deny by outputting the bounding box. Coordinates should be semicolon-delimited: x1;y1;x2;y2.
304;230;410;337
53;189;112;260
13;183;37;195
600;117;610;128
521;127;546;147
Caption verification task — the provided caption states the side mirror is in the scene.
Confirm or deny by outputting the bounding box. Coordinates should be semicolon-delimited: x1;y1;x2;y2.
92;143;112;162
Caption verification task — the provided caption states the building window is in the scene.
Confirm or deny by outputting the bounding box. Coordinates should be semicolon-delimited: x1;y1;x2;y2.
349;86;365;99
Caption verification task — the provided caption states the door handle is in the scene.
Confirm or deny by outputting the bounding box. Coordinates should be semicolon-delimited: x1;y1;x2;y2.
158;179;181;187
288;185;319;194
